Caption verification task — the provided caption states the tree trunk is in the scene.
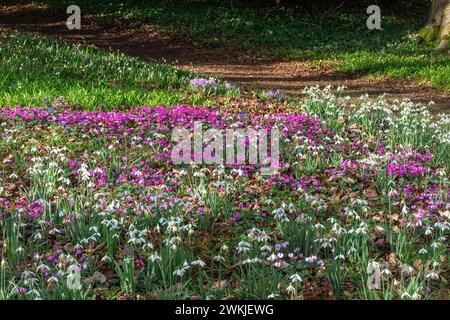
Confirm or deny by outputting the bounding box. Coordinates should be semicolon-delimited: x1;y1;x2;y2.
422;0;450;50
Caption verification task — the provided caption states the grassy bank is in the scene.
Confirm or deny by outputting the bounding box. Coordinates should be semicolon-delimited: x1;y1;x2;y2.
0;33;218;109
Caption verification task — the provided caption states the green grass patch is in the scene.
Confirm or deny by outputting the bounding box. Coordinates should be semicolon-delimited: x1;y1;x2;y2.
0;33;214;109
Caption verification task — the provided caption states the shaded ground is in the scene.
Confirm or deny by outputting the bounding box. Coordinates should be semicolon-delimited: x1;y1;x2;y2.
1;3;450;112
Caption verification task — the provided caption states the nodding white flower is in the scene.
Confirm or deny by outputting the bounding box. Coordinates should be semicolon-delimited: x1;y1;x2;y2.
321;240;333;249
426;271;439;280
251;257;262;264
430;242;440;249
401;292;411;299
314;223;325;230
220;244;229;252
213;255;225;262
260;245;272;252
335;254;345;261
290;274;302;283
425;228;433;236
101;255;112;263
267;254;277;262
15;247;25;254
418;248;428;255
193;171;206;178
47;276;59;284
26;289;41;299
411;293;421;300
173;268;187;277
191;259;206;268
143;243;154;250
36;264;50;273
402;205;408;214
173;261;191;277
267;293;280;299
148;252;161;262
286;284;296;294
33;232;43;240
0;259;8;269
236;241;251;254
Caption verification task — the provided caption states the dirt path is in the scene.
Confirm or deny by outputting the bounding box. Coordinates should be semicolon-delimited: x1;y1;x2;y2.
2;3;450;112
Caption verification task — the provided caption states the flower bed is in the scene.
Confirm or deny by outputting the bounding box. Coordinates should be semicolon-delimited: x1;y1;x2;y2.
0;89;448;300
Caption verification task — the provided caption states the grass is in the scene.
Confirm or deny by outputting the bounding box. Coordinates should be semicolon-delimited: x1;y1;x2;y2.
0;33;218;109
39;0;450;91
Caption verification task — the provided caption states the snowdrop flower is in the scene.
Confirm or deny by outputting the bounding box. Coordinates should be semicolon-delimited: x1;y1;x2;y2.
33;232;43;240
236;241;251;254
149;252;161;262
101;255;112;263
412;293;421;300
314;223;325;230
425;271;439;280
335;254;345;261
173;268;187;277
143;242;154;250
36;264;50;273
213;255;225;262
430;242;440;249
47;276;59;284
251;257;262;264
401;292;411;299
191;259;206;268
286;284;296;294
290;274;302;283
267;254;277;262
15;247;25;254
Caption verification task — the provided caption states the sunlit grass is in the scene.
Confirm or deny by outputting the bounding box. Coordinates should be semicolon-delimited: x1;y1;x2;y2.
0;33;215;109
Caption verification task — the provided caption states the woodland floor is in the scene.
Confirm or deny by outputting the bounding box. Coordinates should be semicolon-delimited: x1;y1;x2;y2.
1;3;450;112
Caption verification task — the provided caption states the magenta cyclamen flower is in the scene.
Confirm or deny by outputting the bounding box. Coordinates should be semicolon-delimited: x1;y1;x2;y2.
230;213;240;222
